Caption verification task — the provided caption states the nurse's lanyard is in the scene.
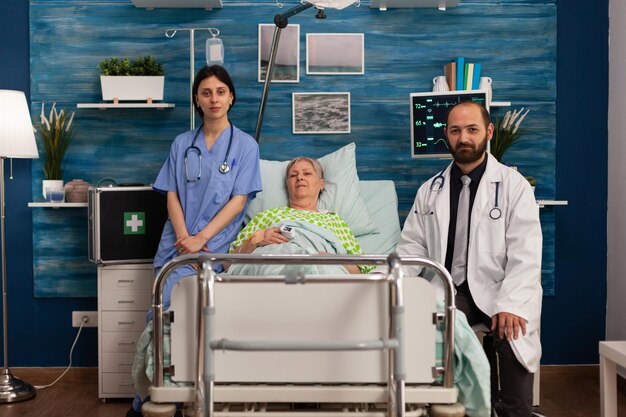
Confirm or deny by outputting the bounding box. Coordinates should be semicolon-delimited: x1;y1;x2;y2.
184;121;234;182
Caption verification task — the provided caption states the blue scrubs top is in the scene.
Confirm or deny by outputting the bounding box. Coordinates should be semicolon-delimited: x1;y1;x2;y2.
152;124;262;310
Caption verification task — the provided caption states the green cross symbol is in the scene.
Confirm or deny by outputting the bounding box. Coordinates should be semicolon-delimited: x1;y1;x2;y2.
124;212;145;235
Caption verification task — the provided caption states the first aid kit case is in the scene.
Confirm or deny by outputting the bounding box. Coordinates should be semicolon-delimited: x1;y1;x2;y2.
88;185;168;264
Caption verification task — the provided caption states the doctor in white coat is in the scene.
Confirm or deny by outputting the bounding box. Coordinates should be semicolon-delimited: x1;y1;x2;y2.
398;101;542;417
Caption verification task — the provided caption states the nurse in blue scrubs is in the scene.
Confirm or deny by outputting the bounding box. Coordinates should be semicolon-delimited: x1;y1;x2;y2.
152;65;262;311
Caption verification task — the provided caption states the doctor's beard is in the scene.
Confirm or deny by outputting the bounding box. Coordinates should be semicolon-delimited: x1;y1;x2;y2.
450;135;488;164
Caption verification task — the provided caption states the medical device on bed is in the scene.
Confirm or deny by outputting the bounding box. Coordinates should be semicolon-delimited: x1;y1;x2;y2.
410;90;488;159
279;224;296;239
141;252;464;417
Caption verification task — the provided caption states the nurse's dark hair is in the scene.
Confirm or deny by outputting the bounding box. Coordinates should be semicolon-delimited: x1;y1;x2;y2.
192;65;237;117
446;100;491;128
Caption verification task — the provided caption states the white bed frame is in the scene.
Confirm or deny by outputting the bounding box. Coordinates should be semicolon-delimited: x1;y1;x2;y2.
144;253;462;417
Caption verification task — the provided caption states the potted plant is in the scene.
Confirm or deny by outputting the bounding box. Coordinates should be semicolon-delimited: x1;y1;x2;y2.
490;107;530;163
35;103;75;200
98;55;165;103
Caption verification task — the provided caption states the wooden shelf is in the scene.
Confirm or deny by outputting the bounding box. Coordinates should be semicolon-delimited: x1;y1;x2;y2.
371;0;459;10
131;0;221;9
76;103;175;110
28;202;88;208
537;200;568;209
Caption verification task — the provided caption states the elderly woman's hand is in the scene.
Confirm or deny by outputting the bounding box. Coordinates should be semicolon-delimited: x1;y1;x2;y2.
251;227;289;247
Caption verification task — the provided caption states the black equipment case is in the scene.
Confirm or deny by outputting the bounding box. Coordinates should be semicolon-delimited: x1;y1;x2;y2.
88;185;168;264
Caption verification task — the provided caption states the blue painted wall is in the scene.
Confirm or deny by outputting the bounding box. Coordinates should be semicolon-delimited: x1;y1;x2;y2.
0;0;608;366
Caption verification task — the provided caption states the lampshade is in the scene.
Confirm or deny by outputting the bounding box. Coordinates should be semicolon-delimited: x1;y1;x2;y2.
307;0;359;9
0;90;39;159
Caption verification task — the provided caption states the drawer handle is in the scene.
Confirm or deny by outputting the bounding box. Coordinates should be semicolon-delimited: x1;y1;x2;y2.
118;321;135;326
118;341;136;346
118;279;135;283
119;361;133;366
119;382;134;387
118;300;135;304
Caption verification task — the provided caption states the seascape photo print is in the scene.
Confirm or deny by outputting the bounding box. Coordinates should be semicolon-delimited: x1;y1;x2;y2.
258;23;300;82
292;92;351;134
306;33;364;75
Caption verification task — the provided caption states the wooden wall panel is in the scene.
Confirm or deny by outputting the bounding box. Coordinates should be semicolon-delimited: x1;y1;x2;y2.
30;0;557;296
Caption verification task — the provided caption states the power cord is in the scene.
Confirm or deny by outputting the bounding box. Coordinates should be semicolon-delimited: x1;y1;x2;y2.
34;316;87;390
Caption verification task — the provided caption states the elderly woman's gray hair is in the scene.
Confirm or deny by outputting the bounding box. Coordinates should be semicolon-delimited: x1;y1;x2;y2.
285;157;324;183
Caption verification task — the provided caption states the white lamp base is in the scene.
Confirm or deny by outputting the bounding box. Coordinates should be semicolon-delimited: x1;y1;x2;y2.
0;368;36;403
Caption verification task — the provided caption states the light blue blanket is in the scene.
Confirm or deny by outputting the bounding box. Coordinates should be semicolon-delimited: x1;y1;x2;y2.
227;220;350;277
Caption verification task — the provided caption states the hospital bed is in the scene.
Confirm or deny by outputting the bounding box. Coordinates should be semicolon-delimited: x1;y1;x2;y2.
144;252;461;417
135;175;488;417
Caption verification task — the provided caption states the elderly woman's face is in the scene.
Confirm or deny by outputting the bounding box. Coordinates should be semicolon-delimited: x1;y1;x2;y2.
286;160;325;203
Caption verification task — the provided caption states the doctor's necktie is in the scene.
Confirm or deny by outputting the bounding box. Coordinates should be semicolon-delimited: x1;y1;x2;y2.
451;175;471;286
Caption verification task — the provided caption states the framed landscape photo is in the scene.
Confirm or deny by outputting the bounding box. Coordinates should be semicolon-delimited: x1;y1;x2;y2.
258;23;300;83
306;33;364;75
292;92;351;134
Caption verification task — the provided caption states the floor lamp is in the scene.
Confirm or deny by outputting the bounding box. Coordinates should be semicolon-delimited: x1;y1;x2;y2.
0;90;39;403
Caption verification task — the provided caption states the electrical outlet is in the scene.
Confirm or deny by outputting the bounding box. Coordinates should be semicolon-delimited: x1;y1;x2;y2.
72;311;98;328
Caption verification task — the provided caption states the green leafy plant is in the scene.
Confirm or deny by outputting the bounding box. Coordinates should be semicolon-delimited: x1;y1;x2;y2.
98;56;164;76
491;108;530;163
35;103;75;180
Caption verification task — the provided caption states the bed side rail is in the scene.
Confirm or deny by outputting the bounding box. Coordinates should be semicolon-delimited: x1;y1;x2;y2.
150;253;455;417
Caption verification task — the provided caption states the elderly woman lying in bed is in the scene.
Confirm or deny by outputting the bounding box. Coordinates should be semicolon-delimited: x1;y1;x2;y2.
226;156;375;274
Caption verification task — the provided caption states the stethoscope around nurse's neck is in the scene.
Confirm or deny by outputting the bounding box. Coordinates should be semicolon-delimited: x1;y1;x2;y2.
184;120;234;182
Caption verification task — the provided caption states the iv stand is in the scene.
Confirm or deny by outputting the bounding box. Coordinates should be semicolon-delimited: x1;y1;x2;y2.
165;27;220;131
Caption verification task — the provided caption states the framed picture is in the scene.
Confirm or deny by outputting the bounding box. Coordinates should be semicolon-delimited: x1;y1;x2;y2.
292;92;351;134
258;23;300;83
306;33;364;75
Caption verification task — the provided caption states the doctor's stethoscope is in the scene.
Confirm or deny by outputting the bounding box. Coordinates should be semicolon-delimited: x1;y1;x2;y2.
420;172;503;220
184;120;234;182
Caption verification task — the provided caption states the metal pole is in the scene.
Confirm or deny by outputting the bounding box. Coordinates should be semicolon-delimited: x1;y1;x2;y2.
190;29;196;131
254;2;314;141
1;157;7;371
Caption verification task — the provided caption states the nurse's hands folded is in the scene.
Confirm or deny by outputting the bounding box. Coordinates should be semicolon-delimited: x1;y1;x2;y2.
175;235;209;255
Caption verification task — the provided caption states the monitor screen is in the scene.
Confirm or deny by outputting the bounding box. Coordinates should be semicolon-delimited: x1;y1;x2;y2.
410;90;488;159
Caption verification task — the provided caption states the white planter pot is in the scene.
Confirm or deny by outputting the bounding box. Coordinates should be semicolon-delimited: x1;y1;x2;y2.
100;76;164;102
42;179;64;201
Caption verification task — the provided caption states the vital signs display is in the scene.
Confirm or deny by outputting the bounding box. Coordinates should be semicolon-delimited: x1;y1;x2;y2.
410;90;488;158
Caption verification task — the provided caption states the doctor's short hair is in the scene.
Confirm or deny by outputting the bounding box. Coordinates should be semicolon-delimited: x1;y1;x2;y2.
285;156;324;185
446;101;491;128
192;65;237;117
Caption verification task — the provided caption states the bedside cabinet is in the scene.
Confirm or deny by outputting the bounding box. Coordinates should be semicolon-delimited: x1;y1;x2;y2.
98;263;153;399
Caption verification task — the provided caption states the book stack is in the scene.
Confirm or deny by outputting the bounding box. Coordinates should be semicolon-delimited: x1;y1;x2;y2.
443;57;482;91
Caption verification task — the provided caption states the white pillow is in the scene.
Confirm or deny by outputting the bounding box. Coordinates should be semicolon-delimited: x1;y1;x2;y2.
245;143;376;236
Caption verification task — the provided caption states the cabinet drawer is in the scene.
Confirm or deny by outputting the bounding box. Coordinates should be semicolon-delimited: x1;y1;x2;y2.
101;268;153;290
102;352;135;373
102;372;135;395
101;331;143;353
102;311;147;332
101;289;151;311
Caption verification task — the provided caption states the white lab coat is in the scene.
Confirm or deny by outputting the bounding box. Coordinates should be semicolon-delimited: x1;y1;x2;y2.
398;153;543;373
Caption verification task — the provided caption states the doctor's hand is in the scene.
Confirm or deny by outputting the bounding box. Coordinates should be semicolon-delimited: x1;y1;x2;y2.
175;235;209;255
491;312;527;341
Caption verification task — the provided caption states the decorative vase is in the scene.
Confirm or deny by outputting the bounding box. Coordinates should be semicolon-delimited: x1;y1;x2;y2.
64;179;90;203
42;179;64;202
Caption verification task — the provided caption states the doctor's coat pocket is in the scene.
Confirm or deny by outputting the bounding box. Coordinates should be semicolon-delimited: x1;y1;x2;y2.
476;213;507;267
